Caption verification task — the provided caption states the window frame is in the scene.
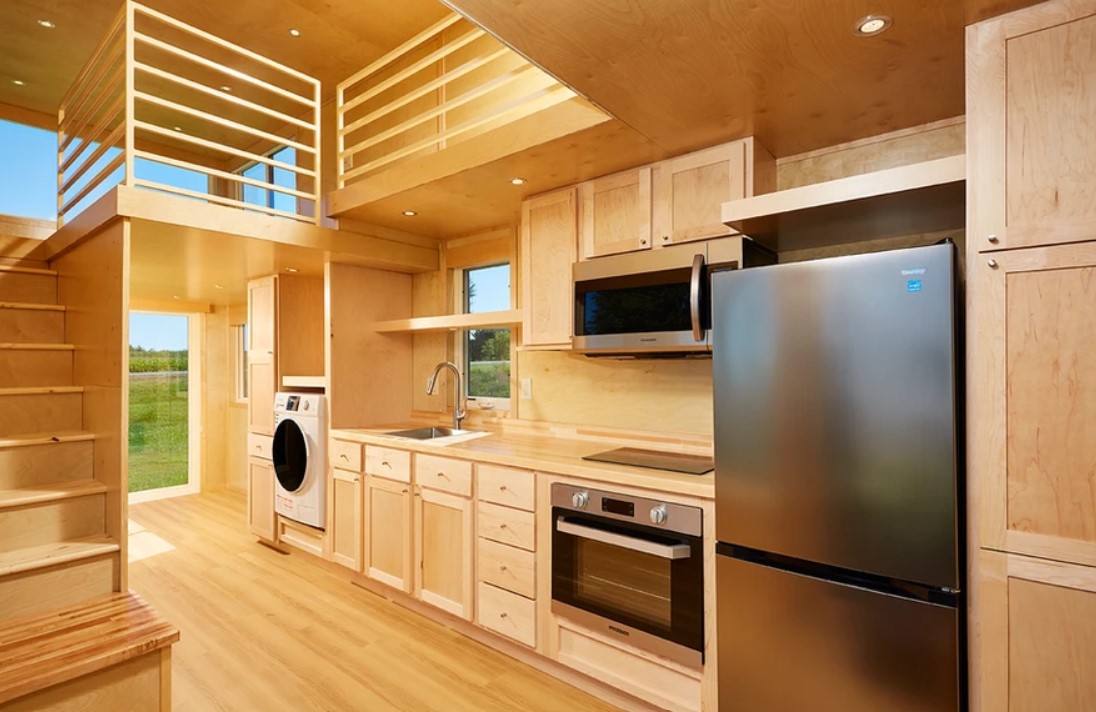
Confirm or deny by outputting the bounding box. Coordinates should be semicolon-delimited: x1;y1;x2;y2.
236;146;296;211
454;262;512;413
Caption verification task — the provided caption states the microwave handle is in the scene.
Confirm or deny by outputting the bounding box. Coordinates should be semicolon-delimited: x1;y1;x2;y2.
557;518;692;560
690;253;705;342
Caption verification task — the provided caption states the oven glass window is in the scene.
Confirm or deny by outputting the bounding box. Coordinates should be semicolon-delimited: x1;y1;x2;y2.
575;537;673;630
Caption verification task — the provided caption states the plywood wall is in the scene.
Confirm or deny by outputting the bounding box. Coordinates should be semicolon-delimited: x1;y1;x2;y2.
201;306;230;491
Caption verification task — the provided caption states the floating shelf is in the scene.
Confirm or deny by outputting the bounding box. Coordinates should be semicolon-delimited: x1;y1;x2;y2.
372;309;523;334
282;376;326;390
721;154;967;252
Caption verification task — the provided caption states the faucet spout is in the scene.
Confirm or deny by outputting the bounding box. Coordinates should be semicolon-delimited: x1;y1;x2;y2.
426;361;466;430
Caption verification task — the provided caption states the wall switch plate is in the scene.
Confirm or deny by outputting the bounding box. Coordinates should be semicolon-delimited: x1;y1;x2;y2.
520;378;532;400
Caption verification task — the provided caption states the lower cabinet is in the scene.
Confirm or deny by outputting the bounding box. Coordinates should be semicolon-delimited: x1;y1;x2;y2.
247;457;275;542
331;468;362;571
365;475;413;592
414;486;474;620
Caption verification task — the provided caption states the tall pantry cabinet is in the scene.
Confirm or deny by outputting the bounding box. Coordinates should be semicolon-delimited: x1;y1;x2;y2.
967;1;1096;710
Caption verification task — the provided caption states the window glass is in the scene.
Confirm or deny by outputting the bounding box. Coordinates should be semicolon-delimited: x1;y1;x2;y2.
0;119;58;220
463;264;511;400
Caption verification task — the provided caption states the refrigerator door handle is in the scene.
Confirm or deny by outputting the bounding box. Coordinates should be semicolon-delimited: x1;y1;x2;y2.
690;253;705;342
557;518;692;560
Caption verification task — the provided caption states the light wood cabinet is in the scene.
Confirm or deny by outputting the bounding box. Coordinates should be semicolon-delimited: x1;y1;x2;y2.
247;277;277;435
365;475;413;592
414;486;474;619
414;453;473;497
652;139;772;246
521;188;578;348
331;469;362;572
247;457;276;542
579;167;653;259
968;4;1096;253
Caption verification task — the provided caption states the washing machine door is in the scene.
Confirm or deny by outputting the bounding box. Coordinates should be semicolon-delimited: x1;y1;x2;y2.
273;418;309;493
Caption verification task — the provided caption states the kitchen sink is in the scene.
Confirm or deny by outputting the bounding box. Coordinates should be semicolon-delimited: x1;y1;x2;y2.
385;426;480;440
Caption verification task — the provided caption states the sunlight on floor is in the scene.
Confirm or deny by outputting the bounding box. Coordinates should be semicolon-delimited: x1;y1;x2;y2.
128;522;175;563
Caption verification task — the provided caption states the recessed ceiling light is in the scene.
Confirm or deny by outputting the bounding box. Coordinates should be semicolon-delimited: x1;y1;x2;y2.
285;267;299;273
220;85;232;92
510;177;526;186
214;284;224;290
37;19;55;28
173;295;181;300
173;126;183;132
289;28;301;37
854;14;892;36
11;80;25;86
402;210;417;217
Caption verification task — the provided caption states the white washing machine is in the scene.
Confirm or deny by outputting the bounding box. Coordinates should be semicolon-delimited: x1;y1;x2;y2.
272;392;326;528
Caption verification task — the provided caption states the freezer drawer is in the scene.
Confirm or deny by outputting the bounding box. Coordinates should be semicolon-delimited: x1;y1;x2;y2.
717;553;959;712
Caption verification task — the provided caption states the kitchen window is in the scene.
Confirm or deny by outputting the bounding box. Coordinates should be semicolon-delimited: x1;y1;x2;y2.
459;263;511;411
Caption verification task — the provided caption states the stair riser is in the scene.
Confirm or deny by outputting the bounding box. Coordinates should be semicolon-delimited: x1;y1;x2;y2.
0;495;105;550
0;274;56;305
0;441;94;490
0;553;117;621
0;310;64;344
0;393;83;433
0;351;72;387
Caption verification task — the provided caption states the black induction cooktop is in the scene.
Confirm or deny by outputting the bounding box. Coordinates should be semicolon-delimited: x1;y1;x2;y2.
582;447;714;475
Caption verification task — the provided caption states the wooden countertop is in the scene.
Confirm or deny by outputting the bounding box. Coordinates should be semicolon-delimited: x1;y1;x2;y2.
0;591;179;705
330;425;715;499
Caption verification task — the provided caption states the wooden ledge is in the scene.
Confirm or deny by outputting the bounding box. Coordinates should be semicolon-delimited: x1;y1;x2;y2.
0;592;179;705
0;302;66;312
0;387;84;397
373;309;522;333
0;343;75;352
0;480;107;510
0;431;94;449
0;265;57;277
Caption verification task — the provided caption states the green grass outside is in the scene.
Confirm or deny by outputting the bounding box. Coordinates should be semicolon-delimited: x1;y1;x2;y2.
469;361;510;399
129;373;188;493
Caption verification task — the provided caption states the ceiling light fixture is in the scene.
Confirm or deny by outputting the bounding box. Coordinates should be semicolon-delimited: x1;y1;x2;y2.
11;80;25;86
214;284;224;290
173;126;183;132
220;85;232;92
510;177;526;185
37;19;55;28
289;28;301;37
854;14;893;36
173;295;181;300
285;267;299;273
402;210;417;217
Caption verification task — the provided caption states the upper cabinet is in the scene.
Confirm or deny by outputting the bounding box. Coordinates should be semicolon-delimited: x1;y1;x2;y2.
968;6;1096;252
579;167;653;259
652;139;774;247
521;188;578;348
247;277;277;436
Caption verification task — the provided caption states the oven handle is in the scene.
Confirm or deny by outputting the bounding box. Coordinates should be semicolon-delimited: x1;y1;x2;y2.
689;253;705;342
556;518;692;560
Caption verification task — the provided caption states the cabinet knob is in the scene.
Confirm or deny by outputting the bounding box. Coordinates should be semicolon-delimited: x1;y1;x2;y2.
987;234;999;244
499;612;508;619
499;523;508;529
353;476;360;483
640;238;648;245
661;235;670;242
401;488;409;494
499;564;508;571
499;485;507;492
988;259;999;269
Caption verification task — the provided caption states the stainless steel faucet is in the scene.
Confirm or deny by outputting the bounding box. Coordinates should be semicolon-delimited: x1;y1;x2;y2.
426;361;466;430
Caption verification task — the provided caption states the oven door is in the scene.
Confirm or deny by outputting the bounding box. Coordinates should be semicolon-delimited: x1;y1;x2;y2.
552;509;704;666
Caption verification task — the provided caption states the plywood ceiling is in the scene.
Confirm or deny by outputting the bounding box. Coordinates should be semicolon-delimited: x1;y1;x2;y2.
0;0;450;120
441;0;1045;158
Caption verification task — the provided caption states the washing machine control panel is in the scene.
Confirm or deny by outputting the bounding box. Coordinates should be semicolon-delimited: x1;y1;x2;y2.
285;395;301;411
275;392;323;418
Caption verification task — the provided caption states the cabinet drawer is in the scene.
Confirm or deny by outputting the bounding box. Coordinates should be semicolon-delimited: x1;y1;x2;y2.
477;464;535;511
477;538;536;598
364;446;411;483
330;440;363;472
415;453;472;496
247;433;273;461
477;582;536;648
478;501;535;551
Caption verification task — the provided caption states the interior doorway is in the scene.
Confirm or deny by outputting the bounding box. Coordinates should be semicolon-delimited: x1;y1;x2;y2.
128;312;201;502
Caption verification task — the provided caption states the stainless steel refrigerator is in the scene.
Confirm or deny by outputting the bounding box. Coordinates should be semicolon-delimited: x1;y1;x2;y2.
711;243;963;711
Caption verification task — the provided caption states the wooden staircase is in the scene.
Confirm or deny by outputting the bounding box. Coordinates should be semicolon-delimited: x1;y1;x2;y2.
0;261;121;622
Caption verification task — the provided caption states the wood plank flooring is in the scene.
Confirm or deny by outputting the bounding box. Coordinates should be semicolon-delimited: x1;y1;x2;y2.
128;490;621;712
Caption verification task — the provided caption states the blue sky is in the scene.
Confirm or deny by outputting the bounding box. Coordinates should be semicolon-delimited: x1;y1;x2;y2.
468;263;511;312
130;313;189;351
0;120;58;220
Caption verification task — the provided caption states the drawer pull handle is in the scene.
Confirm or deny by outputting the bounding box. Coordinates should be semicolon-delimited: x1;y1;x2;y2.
254;445;261;450
499;523;508;529
498;485;507;492
499;612;508;619
499;564;508;572
339;454;349;460
401;488;409;494
437;471;449;479
382;460;390;467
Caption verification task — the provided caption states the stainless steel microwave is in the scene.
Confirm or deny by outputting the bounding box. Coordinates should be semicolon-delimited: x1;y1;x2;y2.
572;237;775;356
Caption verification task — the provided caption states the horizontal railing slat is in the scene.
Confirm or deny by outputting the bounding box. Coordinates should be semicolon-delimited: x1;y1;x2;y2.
134;122;315;178
338;13;465;93
133;179;314;222
60;100;125;174
62;124;126;195
61;154;125;215
133;150;313;200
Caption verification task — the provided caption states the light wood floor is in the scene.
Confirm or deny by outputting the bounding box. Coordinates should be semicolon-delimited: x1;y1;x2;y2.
128;490;621;712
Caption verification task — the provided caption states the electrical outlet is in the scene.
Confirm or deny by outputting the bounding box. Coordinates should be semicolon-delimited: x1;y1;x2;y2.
520;378;532;400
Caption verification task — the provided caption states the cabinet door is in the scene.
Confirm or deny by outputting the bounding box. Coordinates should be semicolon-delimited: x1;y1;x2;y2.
247;457;276;541
414;487;473;619
521;188;577;348
968;6;1096;252
652;141;748;246
247;277;277;435
579;167;652;259
976;551;1096;712
365;475;413;592
971;241;1096;564
331;469;363;571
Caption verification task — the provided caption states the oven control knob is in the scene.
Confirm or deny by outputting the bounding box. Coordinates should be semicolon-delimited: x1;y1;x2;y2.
572;491;590;509
650;504;669;525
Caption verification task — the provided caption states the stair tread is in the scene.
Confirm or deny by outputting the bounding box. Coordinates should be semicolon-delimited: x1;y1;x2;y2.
0;536;119;577
0;431;95;449
0;343;74;351
0;302;65;312
0;387;84;397
0;480;107;510
0;265;57;277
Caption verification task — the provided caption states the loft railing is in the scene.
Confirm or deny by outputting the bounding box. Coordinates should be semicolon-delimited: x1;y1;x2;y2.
57;1;322;226
336;12;576;188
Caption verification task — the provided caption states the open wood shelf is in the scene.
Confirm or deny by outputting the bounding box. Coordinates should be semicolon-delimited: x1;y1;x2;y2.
0;536;119;577
721;154;966;252
372;309;522;334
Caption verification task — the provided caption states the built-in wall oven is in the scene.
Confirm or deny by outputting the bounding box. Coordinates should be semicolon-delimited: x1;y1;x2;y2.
551;483;704;668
